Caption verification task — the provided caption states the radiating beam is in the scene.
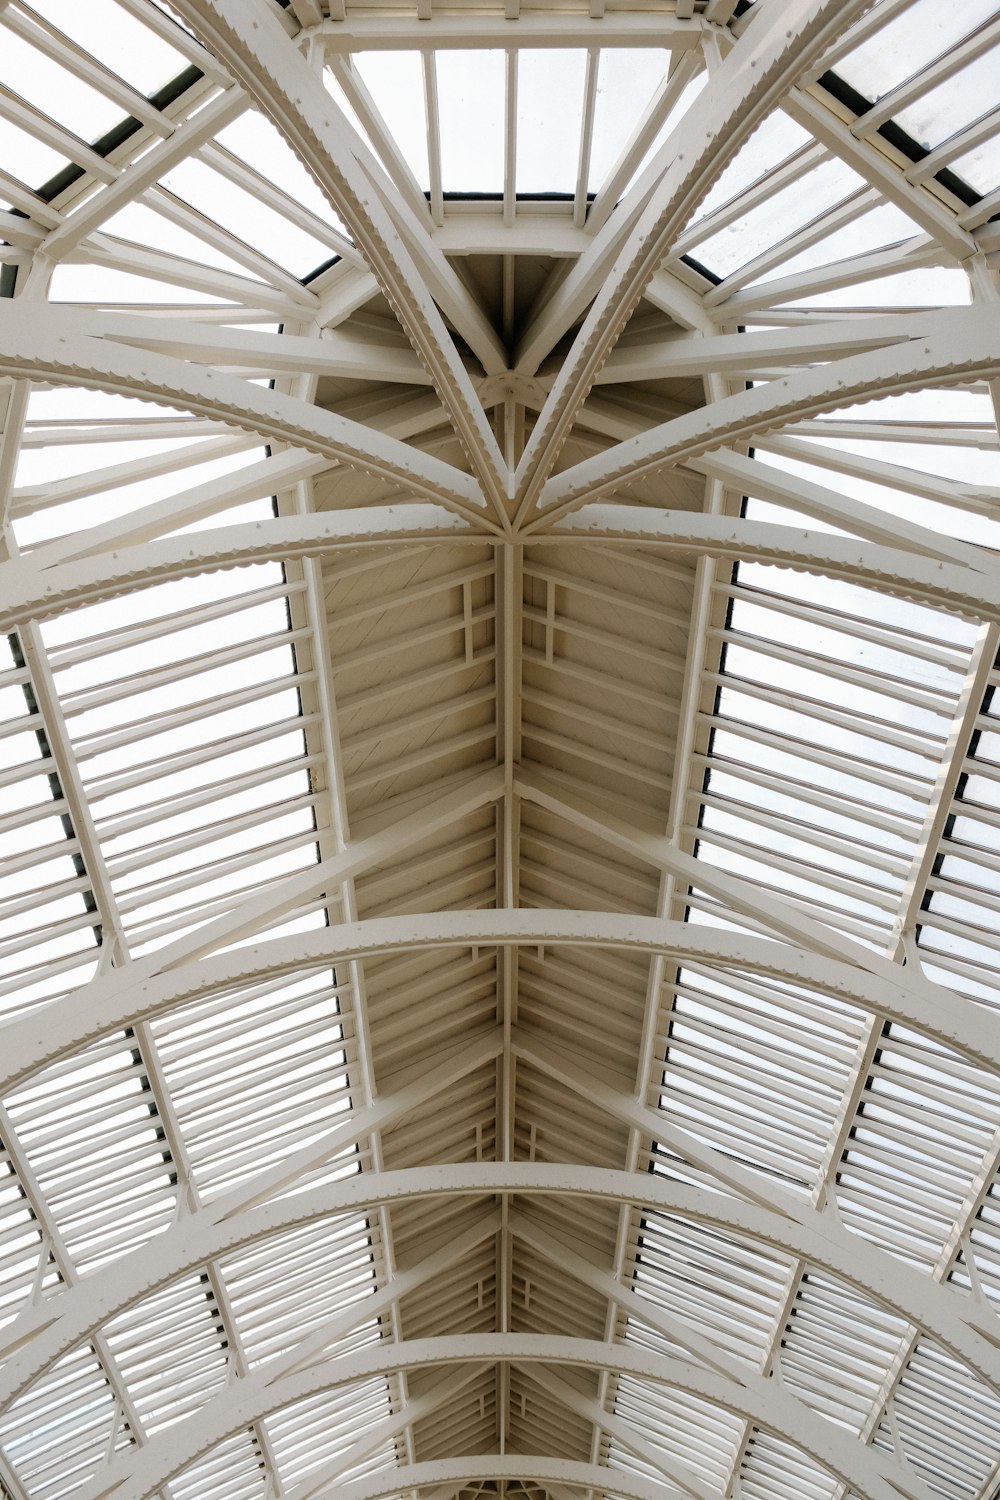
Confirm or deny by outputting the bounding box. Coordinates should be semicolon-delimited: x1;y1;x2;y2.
534;305;1000;521
94;309;432;384
0;301;486;520
593;312;960;383
512;0;875;520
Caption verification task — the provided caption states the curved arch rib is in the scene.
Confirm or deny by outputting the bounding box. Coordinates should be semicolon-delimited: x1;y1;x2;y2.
167;1458;685;1500
2;514;999;636
6;911;1000;1103
61;1333;938;1500
0;507;480;631
0;300;490;525
532;306;1000;526
3;1164;998;1425
5;912;1000;1092
168;0;510;522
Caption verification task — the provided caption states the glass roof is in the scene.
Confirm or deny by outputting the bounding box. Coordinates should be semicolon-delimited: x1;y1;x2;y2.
3;2;1000;1500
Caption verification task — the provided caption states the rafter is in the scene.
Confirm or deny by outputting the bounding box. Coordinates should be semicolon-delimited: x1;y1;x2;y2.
39;86;248;259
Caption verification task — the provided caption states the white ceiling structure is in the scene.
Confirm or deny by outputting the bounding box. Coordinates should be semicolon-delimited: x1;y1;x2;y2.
4;1;1000;1499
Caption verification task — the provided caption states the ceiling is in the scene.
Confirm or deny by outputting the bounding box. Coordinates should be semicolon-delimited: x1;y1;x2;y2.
3;3;1000;1500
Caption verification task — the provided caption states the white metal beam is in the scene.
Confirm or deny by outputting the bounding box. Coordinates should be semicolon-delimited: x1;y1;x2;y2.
94;310;432;384
687;447;987;568
0;507;484;628
542;507;1000;616
26;449;335;568
593;313;963;384
5;511;1000;636
0;1036;507;1414
0;301;488;521
785;87;976;263
170;0;510;522
534;305;1000;520
517;1363;713;1500
511;0;875;521
273;345;423;1475
38;86;249;261
317;15;706;49
6;909;1000;1107
0;771;504;1096
51;1336;949;1500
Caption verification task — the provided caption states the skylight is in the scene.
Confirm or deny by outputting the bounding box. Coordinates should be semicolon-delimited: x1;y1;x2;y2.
4;3;1000;1500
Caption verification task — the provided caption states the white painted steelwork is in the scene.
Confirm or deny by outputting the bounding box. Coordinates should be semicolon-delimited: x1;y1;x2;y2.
3;3;1000;1500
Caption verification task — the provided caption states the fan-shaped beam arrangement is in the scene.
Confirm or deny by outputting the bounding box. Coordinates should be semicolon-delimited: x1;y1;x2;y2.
4;4;1000;1500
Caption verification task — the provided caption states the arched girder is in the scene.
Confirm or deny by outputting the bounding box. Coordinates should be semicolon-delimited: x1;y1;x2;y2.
3;1163;999;1420
533;305;1000;524
2;513;999;638
5;912;1000;1097
60;1333;937;1500
168;0;510;521
543;504;1000;614
0;507;480;631
0;300;490;525
511;0;875;520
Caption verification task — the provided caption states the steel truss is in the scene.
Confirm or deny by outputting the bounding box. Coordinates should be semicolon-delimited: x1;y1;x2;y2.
3;2;1000;1499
